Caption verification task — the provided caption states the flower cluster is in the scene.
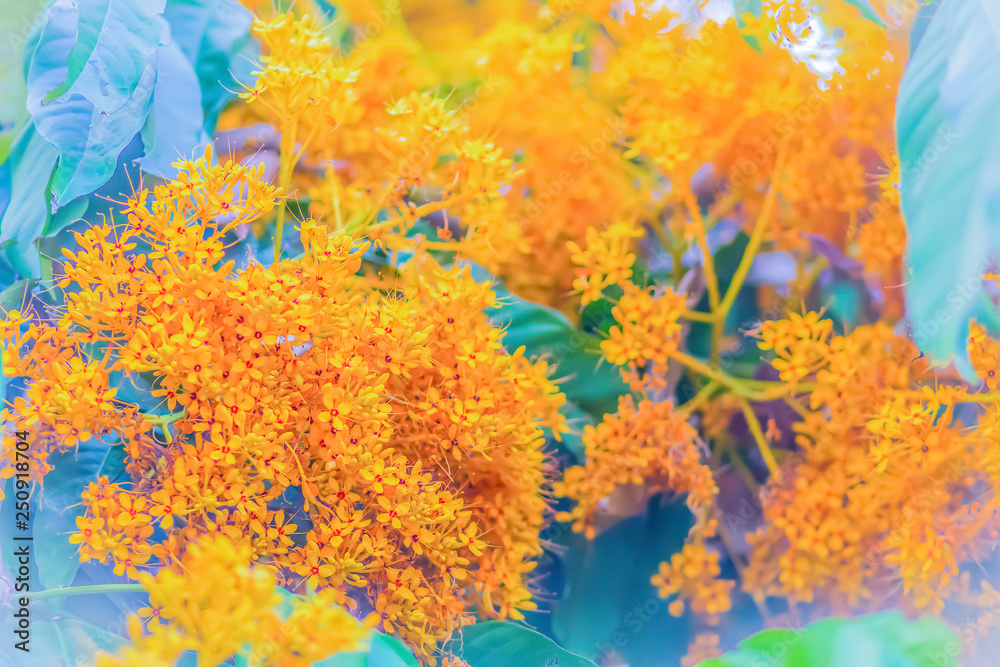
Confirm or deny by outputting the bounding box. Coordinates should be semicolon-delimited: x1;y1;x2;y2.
1;151;566;663
651;540;734;622
600;283;689;372
568;221;644;306
6;0;998;663
554;396;716;539
94;534;371;667
743;319;1000;618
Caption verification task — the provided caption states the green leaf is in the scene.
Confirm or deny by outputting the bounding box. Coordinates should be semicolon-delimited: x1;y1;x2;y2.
734;627;799;654
784;616;841;666
734;0;764;53
579;295;617;337
839;0;887;28
698;611;959;667
860;612;959;666
812;275;874;334
896;0;1000;381
42;0;165;108
448;621;597;667
26;0;163;206
465;263;631;419
0;122;58;279
0;129;17;164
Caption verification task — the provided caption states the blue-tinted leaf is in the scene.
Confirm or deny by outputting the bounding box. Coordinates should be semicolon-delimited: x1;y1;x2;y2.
71;131;145;227
26;0;161;206
0;477;42;600
682;219;740;267
0;158;10;228
0;0;47;132
64;560;148;632
33;434;122;593
318;651;368;667
369;634;420;667
42;193;89;237
856;612;959;666
0;122;58;279
316;0;337;17
270;589;418;667
449;622;597;667
0;616;128;666
163;0;258;133
273;586;300;620
897;0;1000;380
42;0;166;109
811;269;874;333
139;39;211;179
552;499;694;666
909;0;941;56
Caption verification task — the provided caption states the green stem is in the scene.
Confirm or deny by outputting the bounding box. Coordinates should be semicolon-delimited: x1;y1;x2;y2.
716;138;789;319
677;379;720;417
274;119;299;265
735;396;780;477
682;309;714;323
668;351;764;399
685;194;722;362
141;410;186;444
20;584;146;602
141;410;186;425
